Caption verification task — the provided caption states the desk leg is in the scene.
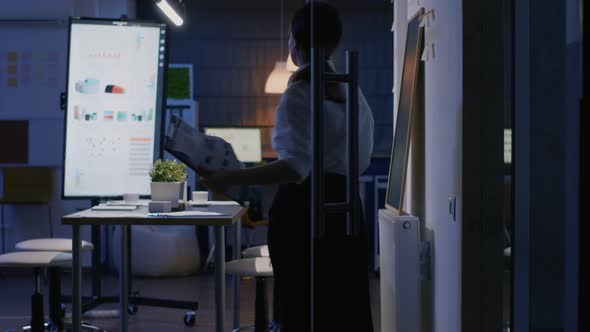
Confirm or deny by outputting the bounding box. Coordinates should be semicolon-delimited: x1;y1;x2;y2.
232;220;241;330
72;225;82;332
215;225;226;332
91;225;101;297
127;226;133;292
120;225;129;332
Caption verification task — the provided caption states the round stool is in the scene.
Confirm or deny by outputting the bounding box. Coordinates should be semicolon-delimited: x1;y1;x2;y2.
0;251;103;332
226;257;273;332
15;238;94;252
242;245;269;258
13;239;101;332
0;251;71;332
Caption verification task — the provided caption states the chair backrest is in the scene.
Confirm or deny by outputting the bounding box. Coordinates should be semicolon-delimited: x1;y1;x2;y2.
0;167;53;204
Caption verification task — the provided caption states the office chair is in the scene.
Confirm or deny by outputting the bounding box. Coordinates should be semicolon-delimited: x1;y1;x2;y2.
0;251;71;332
0;167;53;254
13;239;105;331
242;245;269;258
225;257;274;332
0;251;104;332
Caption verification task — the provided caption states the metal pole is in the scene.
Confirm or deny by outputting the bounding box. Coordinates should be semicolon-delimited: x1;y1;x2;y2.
310;46;325;332
311;48;326;239
232;219;242;329
127;225;133;292
215;226;226;332
310;2;326;330
120;225;129;332
346;51;360;237
91;225;101;297
72;225;82;332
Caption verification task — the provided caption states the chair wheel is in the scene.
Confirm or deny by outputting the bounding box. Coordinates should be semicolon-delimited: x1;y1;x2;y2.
128;304;138;315
184;311;196;326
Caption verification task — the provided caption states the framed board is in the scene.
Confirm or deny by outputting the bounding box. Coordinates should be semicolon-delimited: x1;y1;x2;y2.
385;8;425;214
166;64;193;106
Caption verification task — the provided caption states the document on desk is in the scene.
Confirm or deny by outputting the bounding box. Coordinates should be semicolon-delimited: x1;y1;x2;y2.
149;211;228;217
164;115;248;205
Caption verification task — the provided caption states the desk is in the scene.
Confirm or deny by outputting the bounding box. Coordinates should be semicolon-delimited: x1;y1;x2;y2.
62;203;248;332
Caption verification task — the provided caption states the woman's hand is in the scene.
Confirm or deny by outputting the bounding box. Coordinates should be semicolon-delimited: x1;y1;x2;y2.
200;170;237;193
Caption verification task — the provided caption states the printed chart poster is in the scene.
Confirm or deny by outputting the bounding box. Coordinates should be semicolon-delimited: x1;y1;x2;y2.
0;26;67;118
63;20;166;197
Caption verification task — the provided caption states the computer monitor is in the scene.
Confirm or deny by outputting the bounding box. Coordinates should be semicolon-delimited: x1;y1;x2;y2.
204;127;262;163
62;18;168;198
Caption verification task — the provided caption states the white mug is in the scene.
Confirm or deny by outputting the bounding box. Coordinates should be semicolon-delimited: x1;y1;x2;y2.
192;191;209;203
123;193;139;203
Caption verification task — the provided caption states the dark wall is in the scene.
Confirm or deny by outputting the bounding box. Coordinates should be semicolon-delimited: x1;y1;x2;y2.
138;0;393;157
462;0;506;330
581;1;589;330
513;0;581;330
529;0;567;328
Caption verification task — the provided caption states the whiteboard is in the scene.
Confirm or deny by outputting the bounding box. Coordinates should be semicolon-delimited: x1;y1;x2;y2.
62;18;168;198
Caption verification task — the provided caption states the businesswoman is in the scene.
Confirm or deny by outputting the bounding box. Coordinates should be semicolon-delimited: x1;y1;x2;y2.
202;3;374;331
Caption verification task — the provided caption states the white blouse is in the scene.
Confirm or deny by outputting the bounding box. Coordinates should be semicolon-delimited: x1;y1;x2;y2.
272;79;374;181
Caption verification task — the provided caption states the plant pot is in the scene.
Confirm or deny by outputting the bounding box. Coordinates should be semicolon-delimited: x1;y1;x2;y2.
150;182;182;208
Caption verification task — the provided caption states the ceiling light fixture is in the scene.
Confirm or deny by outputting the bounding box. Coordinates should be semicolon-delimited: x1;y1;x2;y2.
154;0;184;26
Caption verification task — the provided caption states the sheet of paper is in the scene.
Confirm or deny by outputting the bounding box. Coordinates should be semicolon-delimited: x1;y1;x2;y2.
107;199;150;206
149;211;228;217
92;204;137;211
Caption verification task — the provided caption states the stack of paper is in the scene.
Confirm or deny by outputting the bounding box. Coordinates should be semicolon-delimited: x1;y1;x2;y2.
148;211;228;218
164;115;247;204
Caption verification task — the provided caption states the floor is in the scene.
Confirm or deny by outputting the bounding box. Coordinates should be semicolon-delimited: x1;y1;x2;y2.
0;269;381;332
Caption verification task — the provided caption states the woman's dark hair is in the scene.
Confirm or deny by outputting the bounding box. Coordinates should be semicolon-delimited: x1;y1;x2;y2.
289;2;345;103
291;2;342;58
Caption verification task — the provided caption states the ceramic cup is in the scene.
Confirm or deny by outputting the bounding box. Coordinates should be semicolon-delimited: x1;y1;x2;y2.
192;191;209;204
123;193;139;203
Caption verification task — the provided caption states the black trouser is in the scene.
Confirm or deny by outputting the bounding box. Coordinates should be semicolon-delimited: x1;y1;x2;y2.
268;174;373;332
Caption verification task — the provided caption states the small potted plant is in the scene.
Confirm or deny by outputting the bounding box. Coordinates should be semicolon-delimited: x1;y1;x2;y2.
149;159;187;208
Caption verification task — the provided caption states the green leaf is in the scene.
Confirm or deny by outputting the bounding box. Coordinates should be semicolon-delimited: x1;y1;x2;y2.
149;159;187;182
